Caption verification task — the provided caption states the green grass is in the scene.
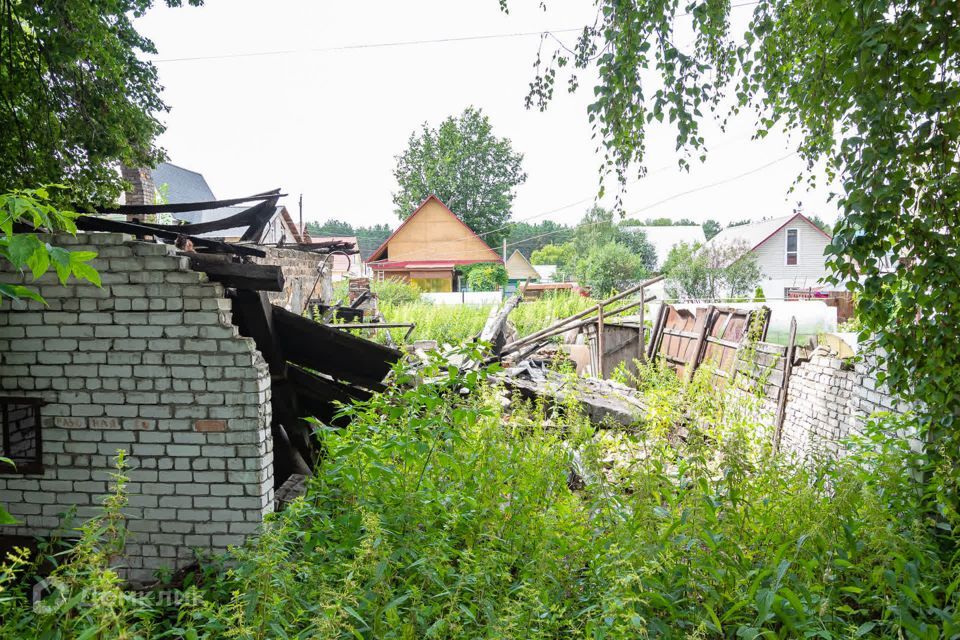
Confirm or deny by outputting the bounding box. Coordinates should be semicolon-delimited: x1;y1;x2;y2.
375;291;600;346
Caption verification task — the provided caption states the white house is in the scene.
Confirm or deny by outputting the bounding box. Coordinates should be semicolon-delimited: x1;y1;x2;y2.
704;213;834;299
622;225;707;270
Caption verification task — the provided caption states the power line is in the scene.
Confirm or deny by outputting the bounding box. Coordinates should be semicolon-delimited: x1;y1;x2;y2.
369;149;801;260
149;0;761;64
150;28;582;63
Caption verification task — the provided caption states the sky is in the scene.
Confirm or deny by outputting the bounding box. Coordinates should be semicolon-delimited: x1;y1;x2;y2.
135;0;840;233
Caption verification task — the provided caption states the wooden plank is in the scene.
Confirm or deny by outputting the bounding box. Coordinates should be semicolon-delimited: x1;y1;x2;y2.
187;254;285;291
500;275;664;356
687;305;715;381
97;189;281;216
231;289;286;376
272;305;402;390
76;216;266;257
773;317;798;453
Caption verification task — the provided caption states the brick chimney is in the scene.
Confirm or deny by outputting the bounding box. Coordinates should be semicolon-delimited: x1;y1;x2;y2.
121;165;155;206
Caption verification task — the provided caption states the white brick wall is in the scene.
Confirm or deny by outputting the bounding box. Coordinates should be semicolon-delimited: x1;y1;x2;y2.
0;233;274;583
780;347;911;460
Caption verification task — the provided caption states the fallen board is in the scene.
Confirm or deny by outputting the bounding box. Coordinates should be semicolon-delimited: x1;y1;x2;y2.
498;363;648;428
271;305;403;390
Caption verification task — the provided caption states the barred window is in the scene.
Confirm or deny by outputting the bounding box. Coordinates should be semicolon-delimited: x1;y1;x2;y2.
0;398;44;475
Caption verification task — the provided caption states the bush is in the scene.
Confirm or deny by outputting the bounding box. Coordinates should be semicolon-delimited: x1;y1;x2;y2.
463;262;507;291
372;277;422;306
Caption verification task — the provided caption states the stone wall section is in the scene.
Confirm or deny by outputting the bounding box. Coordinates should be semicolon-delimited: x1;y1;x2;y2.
780;347;910;459
254;247;331;314
0;232;274;583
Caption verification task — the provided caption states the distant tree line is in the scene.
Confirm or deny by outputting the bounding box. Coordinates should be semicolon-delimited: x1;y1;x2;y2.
304;220;392;261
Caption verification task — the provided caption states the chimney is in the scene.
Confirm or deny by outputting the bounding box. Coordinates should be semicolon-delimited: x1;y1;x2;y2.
121;166;155;214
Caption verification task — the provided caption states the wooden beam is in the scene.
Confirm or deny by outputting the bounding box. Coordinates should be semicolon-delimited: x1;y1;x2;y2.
479;293;522;354
499;275;665;356
271;305;402;390
772;317;798;453
231;290;286;376
76;216;265;257
187;254;285;291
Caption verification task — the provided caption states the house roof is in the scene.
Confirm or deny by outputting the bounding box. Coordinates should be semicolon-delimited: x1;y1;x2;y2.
532;264;558;282
705;213;831;253
372;261;459;271
150;162;293;243
311;236;359;272
506;249;540;280
150;163;216;222
367;195;502;264
622;225;707;267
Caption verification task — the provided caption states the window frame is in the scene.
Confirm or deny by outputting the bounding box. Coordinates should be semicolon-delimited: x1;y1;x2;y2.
785;228;800;266
0;396;45;475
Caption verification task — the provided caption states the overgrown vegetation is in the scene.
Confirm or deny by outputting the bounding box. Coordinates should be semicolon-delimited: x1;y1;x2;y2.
2;350;955;638
507;0;960;517
375;290;598;345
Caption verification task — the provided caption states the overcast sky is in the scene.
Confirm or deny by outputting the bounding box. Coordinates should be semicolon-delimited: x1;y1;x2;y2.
136;1;840;232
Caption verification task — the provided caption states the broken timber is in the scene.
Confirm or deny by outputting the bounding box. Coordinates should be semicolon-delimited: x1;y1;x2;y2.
499;362;648;428
478;293;522;354
185;253;285;291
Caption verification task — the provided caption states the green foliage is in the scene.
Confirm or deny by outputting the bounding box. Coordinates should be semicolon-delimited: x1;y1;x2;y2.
531;207;657;288
530;242;576;271
4;356;955;638
662;240;761;301
0;187;101;303
371;277;422;306
392;107;527;246
462;262;507;291
0;0;202;206
752;286;766;302
375;291;597;345
702;219;722;240
505;220;573;257
504;0;960;508
574;241;647;297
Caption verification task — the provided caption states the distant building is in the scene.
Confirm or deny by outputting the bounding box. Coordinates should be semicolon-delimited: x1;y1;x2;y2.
148;162;307;244
622;225;706;270
702;213;834;298
367;195;502;292
310;235;366;281
532;264;558;283
507;249;540;283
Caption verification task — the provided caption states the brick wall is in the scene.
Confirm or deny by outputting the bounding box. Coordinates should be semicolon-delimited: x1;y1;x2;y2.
0;232;274;584
255;247;331;314
780;347;910;459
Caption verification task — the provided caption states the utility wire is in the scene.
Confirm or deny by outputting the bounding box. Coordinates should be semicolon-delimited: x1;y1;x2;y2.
149;0;761;64
150;28;582;63
423;150;799;259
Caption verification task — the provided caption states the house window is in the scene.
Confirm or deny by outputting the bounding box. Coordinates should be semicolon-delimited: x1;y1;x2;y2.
785;228;799;265
0;397;44;474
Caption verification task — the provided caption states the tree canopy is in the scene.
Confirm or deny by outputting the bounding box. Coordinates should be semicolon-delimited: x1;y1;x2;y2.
392;107;527;247
0;0;202;206
506;0;960;504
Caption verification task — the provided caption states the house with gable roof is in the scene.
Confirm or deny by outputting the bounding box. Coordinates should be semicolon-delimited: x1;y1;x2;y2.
367;195;503;292
703;212;835;298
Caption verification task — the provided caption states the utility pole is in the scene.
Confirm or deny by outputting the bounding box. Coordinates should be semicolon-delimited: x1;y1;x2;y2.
502;238;507;262
299;194;304;239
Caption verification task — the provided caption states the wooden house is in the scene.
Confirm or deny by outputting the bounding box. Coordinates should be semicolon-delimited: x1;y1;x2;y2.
505;249;541;284
367;195;502;292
